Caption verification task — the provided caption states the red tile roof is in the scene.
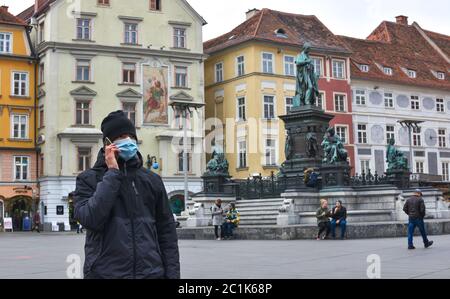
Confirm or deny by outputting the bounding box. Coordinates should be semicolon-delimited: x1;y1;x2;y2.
341;21;450;91
423;29;450;59
204;8;350;55
0;6;26;26
16;0;56;22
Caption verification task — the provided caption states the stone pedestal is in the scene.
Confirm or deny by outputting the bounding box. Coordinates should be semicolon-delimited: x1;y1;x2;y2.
320;162;352;190
279;105;334;190
386;169;411;189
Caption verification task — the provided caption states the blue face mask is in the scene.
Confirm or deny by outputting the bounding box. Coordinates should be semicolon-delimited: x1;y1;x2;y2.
114;137;138;161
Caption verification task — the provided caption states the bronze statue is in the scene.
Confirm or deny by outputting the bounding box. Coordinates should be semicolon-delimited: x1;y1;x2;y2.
321;128;348;164
386;138;408;171
205;145;229;176
305;132;319;158
293;42;320;107
285;133;294;160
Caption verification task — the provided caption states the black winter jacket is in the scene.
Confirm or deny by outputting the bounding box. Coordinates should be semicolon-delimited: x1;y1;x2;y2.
403;195;426;219
74;149;180;279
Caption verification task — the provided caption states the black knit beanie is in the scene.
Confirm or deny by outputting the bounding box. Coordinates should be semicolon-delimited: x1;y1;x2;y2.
101;110;137;143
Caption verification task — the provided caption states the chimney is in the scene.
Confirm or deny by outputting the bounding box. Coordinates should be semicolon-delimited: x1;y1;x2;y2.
1;5;8;12
35;0;39;14
395;15;409;25
246;8;260;20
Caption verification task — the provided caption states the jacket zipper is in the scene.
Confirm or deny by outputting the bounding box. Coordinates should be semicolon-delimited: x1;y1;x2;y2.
125;162;137;279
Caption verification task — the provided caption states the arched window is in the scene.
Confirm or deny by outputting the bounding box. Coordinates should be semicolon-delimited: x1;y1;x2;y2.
275;28;288;38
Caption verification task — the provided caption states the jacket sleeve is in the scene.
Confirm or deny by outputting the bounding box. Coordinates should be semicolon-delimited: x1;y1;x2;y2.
419;199;426;218
73;169;123;232
154;176;180;279
403;200;409;215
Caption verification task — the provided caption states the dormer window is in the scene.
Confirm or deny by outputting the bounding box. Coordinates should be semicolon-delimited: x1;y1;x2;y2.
407;69;416;78
359;64;369;72
437;72;445;80
383;67;393;76
275;28;288;38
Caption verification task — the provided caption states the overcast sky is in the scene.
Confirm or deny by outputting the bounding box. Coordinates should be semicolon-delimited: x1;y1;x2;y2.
5;0;450;41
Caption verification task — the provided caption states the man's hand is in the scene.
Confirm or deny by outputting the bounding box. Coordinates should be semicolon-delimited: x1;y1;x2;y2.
105;144;120;170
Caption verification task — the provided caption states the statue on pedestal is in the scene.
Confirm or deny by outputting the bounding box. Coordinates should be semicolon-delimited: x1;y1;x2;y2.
321;128;348;164
284;133;294;160
306;132;319;158
293;42;320;108
205;145;229;176
386;138;408;171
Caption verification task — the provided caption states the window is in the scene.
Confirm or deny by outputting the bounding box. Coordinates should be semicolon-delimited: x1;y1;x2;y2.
0;32;12;53
39;22;45;43
438;129;447;148
443;162;449;181
40;154;44;177
262;53;274;74
122;63;136;84
150;0;161;11
411;95;420;110
407;69;416;78
285;97;293;114
415;161;424;174
360;160;370;174
265;139;277;166
39;108;44;128
413;127;421;146
75;101;90;125
11;115;27;139
178;151;191;172
317;92;325;109
334;94;346;112
76;18;91;40
124;23;138;44
284;56;295;76
360;64;369;72
174;66;188;88
39;64;45;85
78;148;91;172
335;126;347;144
332;60;345;79
173;27;186;48
275;28;288;38
357;124;367;144
383;67;393;76
384;92;394;108
436;98;445;112
386;125;395;143
263;95;275;119
312;57;322;77
76;60;90;81
354;89;366;105
123;102;136;125
215;63;223;83
98;0;110;5
236;56;245;77
238;140;247;168
14;156;29;181
237;97;246;121
437;72;445;80
12;72;29;96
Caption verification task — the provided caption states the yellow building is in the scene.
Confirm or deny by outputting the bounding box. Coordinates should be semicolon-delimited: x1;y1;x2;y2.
0;6;37;231
204;9;354;179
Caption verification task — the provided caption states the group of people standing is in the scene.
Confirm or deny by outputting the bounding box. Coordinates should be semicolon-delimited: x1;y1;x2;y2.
316;199;347;240
211;199;240;240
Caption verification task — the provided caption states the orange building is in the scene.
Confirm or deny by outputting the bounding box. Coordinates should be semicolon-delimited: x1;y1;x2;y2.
0;6;38;231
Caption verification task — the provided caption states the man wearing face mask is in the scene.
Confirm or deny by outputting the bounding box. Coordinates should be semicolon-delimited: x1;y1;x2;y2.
74;110;180;279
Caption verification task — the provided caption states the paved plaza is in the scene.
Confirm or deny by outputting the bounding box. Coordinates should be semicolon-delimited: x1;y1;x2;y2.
0;232;449;279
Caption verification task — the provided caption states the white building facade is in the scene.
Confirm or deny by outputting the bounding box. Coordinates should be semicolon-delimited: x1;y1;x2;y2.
19;0;206;230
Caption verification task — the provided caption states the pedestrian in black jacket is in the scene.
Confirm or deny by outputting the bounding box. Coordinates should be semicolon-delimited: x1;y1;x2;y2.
403;189;433;250
74;111;180;279
330;200;347;239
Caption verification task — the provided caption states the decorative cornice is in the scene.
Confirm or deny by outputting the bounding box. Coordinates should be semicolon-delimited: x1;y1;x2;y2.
118;16;144;22
116;88;142;99
69;86;97;97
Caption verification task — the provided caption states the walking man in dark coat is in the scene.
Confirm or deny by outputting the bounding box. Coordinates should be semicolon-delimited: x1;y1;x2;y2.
74;111;180;279
403;189;434;250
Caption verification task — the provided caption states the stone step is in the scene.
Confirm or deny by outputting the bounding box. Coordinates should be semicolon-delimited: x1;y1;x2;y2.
237;199;284;204
239;215;278;220
237;206;281;212
238;210;279;216
239;219;277;226
236;202;283;208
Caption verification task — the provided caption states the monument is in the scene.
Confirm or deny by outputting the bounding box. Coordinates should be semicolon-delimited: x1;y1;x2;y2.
386;138;410;189
279;42;350;190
